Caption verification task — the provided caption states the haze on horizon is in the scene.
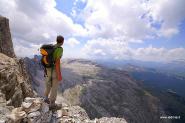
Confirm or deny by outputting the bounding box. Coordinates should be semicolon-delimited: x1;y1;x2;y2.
0;0;185;62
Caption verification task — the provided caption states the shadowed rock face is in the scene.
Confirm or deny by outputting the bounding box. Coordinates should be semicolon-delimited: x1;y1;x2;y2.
0;16;15;58
23;57;45;96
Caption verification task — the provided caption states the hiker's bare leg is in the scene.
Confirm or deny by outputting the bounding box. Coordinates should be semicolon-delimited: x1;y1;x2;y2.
44;68;52;98
49;79;59;104
44;86;51;97
44;82;51;104
49;69;59;105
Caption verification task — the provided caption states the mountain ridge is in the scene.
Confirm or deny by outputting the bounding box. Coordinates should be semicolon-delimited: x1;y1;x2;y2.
0;16;128;123
0;16;176;123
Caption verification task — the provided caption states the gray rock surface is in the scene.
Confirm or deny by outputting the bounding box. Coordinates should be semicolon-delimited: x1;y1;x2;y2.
0;16;15;58
6;97;127;123
0;53;35;107
0;16;34;108
0;92;14;122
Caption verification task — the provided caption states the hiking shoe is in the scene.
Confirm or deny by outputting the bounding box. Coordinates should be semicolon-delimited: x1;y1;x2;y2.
44;97;50;104
49;103;57;110
49;103;62;110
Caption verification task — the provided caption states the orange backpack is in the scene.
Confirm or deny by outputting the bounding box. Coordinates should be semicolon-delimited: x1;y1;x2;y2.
40;44;56;68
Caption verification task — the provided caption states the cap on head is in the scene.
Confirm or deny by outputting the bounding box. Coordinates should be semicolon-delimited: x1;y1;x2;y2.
56;35;64;44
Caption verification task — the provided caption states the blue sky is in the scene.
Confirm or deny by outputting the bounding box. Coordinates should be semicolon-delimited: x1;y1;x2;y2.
56;0;185;61
0;0;185;62
130;21;185;49
55;0;86;25
55;0;74;17
55;0;185;48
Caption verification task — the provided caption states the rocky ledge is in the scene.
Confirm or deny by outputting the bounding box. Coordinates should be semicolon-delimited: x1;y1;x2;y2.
4;97;127;123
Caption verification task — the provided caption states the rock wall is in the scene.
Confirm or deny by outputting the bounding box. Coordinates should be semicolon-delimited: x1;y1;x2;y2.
0;53;35;107
0;16;15;58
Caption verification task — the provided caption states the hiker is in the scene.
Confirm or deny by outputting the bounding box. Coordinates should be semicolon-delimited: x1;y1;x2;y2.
40;35;64;108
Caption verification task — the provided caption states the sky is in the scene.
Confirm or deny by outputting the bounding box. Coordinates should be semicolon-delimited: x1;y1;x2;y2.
0;0;185;62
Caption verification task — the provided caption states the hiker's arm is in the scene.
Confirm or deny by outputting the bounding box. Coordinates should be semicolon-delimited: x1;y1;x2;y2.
55;58;62;81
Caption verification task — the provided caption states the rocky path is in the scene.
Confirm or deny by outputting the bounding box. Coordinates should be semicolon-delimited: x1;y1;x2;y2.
5;97;127;123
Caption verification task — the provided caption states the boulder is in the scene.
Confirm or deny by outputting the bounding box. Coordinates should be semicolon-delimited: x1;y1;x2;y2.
22;102;32;109
7;107;26;122
27;111;41;118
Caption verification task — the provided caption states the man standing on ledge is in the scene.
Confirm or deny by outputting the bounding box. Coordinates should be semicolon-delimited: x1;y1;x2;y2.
44;35;64;108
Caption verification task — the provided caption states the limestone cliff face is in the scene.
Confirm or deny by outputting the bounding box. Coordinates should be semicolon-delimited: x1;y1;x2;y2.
0;17;34;108
0;53;35;107
0;16;15;58
0;16;35;122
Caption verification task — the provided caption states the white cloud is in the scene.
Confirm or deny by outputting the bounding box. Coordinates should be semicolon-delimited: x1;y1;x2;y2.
134;46;185;62
78;0;185;39
1;0;185;61
65;38;80;47
159;28;179;38
79;0;155;40
82;38;131;60
14;39;40;57
79;0;185;61
82;38;185;62
94;49;106;56
146;0;185;37
0;0;87;57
